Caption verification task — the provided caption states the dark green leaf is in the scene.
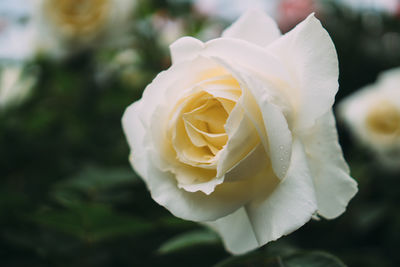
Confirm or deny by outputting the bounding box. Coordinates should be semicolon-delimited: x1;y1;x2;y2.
55;166;138;192
30;202;153;242
215;250;346;267
158;229;219;254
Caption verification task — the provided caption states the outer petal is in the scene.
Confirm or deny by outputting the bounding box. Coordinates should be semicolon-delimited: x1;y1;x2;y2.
243;139;318;251
222;9;281;47
302;111;358;219
206;207;258;254
122;100;148;179
169;37;204;65
139;56;221;128
201;38;291;84
208;140;317;255
142;151;276;222
267;14;339;130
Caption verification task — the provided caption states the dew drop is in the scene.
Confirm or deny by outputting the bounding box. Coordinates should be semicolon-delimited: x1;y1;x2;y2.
279;145;284;150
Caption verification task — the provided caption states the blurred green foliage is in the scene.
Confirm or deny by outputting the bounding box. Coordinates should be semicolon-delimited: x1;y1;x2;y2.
1;0;400;266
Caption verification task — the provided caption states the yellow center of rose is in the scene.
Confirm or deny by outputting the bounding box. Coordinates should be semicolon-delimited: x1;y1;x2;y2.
169;73;241;171
44;0;110;37
366;100;400;136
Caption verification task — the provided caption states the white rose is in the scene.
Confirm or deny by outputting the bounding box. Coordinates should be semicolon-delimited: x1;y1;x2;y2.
122;10;358;254
336;0;399;14
0;64;38;110
339;67;400;169
32;0;135;56
193;0;279;21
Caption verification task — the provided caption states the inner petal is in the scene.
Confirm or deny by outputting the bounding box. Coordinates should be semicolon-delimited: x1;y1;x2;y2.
184;97;229;134
168;72;245;188
184;119;228;154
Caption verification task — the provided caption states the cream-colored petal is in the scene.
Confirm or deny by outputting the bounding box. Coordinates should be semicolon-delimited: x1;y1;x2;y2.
179;175;224;195
142;151;270;221
303;111;358;219
122;100;148;179
169;36;204;65
224;143;268;182
217;104;260;178
222;9;281;47
217;98;237;114
184;118;227;152
206;208;258;255
183;119;209;147
244;139;317;249
201;38;292;85
173;164;216;185
215;58;293;180
267;14;339;130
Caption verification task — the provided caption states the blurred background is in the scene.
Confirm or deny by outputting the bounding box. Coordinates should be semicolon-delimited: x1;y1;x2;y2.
1;0;400;266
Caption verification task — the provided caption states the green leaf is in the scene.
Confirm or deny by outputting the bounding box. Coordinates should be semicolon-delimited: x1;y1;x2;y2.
56;166;139;192
30;202;153;242
158;229;220;254
282;251;347;267
215;250;346;267
51;166;139;204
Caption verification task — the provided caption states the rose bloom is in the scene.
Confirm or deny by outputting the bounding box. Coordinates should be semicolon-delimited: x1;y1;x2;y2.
336;0;399;15
123;10;358;254
33;0;134;56
193;0;278;21
339;68;400;170
0;64;37;110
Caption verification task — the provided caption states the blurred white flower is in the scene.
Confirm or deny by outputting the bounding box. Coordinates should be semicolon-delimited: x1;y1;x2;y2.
339;68;400;169
32;0;136;57
152;12;186;47
0;0;35;61
336;0;399;14
193;0;279;21
0;64;38;109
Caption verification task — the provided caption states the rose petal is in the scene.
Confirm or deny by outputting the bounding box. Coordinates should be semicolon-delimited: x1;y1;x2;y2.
179;175;224;195
207;139;317;254
214;58;293;180
141;152;271;221
303;111;358;219
222;9;281;47
267;14;339;130
243;139;317;250
224;143;268;182
201;38;291;85
122;100;148;179
216;104;260;178
170;36;204;64
206;207;258;255
140;57;221;127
